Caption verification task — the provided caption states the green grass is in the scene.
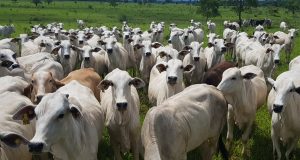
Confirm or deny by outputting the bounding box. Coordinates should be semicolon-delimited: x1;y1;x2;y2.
0;1;300;160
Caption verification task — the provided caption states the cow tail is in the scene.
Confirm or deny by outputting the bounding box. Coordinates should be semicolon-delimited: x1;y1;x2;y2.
218;136;229;160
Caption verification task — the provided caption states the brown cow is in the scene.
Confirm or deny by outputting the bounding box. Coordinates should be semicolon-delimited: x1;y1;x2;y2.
202;61;236;87
60;68;102;101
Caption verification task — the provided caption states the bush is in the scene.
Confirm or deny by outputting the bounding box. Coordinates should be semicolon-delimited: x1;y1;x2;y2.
118;14;128;23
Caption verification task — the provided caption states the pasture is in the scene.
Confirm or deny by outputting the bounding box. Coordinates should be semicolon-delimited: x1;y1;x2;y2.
0;0;300;159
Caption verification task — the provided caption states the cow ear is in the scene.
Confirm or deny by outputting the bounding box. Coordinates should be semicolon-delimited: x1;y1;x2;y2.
242;73;257;80
98;40;106;45
54;80;65;89
225;43;234;48
183;45;192;50
274;36;279;39
156;63;167;73
12;105;36;125
151;42;162;49
266;48;274;53
98;80;113;91
294;87;300;95
10;38;20;43
127;38;134;43
178;50;190;56
207;43;214;47
134;44;144;50
0;132;29;148
54;41;61;46
51;46;61;55
91;47;101;52
184;64;194;72
129;78;145;89
23;84;33;99
71;45;81;52
158;51;167;58
69;104;82;119
267;77;275;86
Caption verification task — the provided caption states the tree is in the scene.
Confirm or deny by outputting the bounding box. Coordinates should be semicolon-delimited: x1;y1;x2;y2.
32;0;42;6
229;0;258;25
197;0;220;21
45;0;53;5
284;0;300;15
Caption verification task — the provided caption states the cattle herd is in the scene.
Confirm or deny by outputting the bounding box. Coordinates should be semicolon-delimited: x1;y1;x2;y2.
0;18;299;160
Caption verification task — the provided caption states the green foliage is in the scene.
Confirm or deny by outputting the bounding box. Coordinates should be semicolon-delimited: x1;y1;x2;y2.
32;0;42;6
109;0;118;7
45;0;53;5
228;0;258;24
197;0;220;21
283;0;300;15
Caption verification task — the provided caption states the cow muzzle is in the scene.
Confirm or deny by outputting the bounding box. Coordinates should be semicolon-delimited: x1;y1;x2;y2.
124;35;129;39
84;57;90;61
193;57;200;61
273;104;283;113
168;76;177;85
274;59;280;64
116;102;128;111
35;95;44;104
28;142;44;153
168;40;171;44
64;55;70;59
107;48;113;54
145;52;151;57
79;40;84;45
221;47;227;52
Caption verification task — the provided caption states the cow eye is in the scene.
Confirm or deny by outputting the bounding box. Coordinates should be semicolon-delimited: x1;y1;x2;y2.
0;55;5;58
290;89;294;92
58;113;64;119
32;80;35;84
12;54;17;59
49;79;53;83
231;77;236;80
180;65;184;69
273;86;276;91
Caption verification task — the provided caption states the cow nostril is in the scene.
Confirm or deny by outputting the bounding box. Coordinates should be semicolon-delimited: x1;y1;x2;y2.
28;142;44;153
64;55;70;59
193;57;200;61
116;103;128;111
79;41;84;44
208;43;213;47
36;95;43;103
273;104;283;113
168;76;177;85
107;49;113;54
168;40;171;44
12;64;20;69
221;47;227;52
145;52;151;56
125;35;129;39
84;57;90;61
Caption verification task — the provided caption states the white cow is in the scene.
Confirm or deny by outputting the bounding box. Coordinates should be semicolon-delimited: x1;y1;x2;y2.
207;33;219;47
0;38;20;55
73;44;107;76
0;76;28;94
289;55;300;71
98;69;144;160
135;40;162;83
243;41;276;77
77;19;85;29
21;40;40;57
204;39;230;69
255;24;264;31
13;81;104;160
273;29;298;62
168;29;185;51
148;59;194;105
99;36;129;71
51;40;78;76
0;49;26;78
142;84;228;160
207;20;216;33
217;65;267;155
279;21;288;31
267;70;300;160
182;42;206;85
182;28;195;45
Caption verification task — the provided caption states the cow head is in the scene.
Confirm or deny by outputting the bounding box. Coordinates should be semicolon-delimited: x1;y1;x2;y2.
24;71;64;104
267;77;300;113
12;93;82;153
0;49;19;70
98;69;145;113
156;59;194;86
168;29;184;44
183;42;204;62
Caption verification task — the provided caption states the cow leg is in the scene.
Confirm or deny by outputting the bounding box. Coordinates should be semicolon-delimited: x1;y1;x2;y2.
200;137;218;160
226;104;234;150
130;130;140;160
241;120;253;156
271;126;281;160
285;137;298;160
